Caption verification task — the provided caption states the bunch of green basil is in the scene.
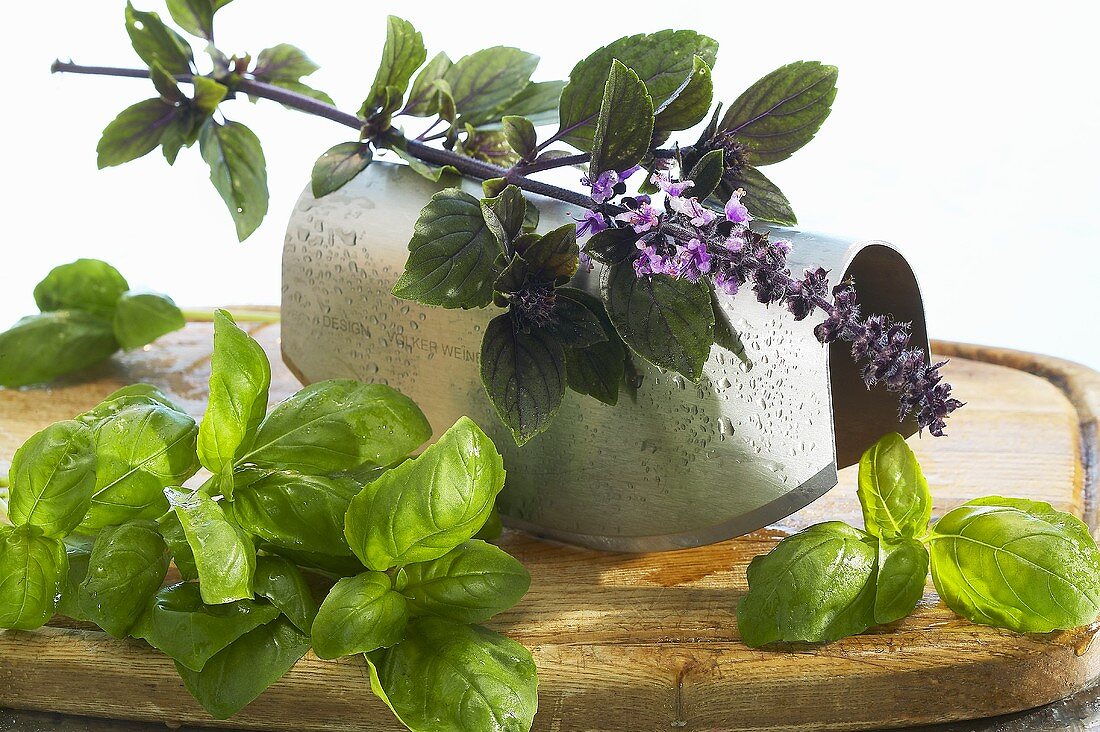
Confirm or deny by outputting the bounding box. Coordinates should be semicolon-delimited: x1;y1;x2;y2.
0;309;537;731
738;432;1100;645
0;259;184;387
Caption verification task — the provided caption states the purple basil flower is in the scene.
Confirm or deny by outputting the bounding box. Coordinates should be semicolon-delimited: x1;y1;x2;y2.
724;234;747;252
724;189;752;224
614;203;661;233
714;270;740;296
633;243;675;277
670;195;717;226
675;238;712;282
584;169;619;203
651;170;694;198
574;210;608;238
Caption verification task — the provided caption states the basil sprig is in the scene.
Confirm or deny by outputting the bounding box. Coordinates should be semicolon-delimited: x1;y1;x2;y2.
0;259;184;388
737;432;1100;646
70;8;841;446
0;309;537;731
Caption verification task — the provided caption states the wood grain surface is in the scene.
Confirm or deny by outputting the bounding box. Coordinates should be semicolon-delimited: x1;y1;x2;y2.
1;323;1098;731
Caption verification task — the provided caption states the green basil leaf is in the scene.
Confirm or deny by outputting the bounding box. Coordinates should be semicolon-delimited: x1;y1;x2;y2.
8;420;97;538
77;520;169;637
459;125;519;166
928;498;1100;633
444;47;538;120
259;544;366;578
480;185;526;250
557;30;718;151
685;148;724;200
516;223;578;283
472;508;503;542
345;417;505;570
157;509;198;580
166;487;256;604
33;259;129;318
480;314;566;446
254;43;319;84
243;379;430;474
0;525;68;630
367;618;538;732
714;167;796;226
81;401;199;532
124;2;194;75
111;291;186;350
56;536;94;620
389;145;461;183
396;539;529;624
602;261;715;381
365;16;426;111
150;61;186;103
719;61;838;166
97;97;183;169
227;469;359;557
93;383;184;413
311;571;408;659
0;311;118;388
159;105;204;165
491;80;565;128
589;60;654;176
132;581;280;671
250;44;332;107
166;0;214;40
252;555;317;633
198;119;269;241
545;288;608;348
565;338;625;406
197;309;271;476
710;290;753;371
582;227;639;266
402;52;452;116
177;615;309;719
857;432;931;540
653;55;713;133
190;75;227;114
736;522;878;647
311;142;372;198
501;116;537;159
565;289;627;406
874;537;928;625
392;188;504;309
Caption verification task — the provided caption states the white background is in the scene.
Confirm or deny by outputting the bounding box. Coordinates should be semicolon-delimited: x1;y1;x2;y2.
5;1;1098;368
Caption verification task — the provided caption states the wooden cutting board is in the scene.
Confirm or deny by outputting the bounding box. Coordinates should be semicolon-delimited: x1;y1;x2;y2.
1;321;1098;732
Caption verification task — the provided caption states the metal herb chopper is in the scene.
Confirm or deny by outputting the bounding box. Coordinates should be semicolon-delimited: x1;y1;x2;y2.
281;162;929;552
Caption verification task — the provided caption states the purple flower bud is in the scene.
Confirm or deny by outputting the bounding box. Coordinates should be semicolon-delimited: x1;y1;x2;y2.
724;189;752;223
785;267;829;321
